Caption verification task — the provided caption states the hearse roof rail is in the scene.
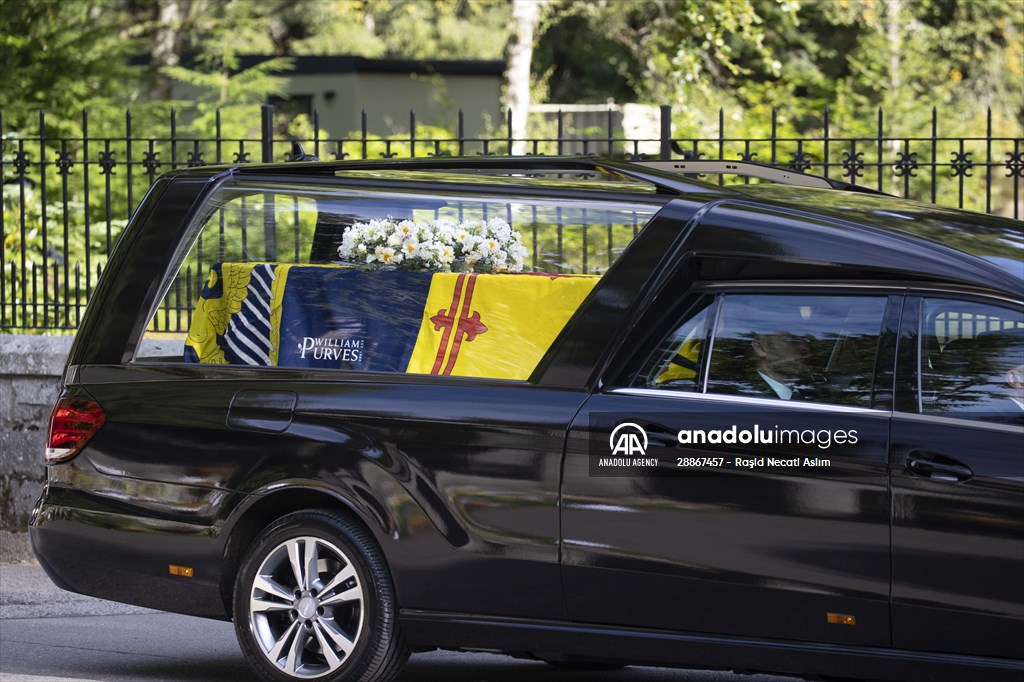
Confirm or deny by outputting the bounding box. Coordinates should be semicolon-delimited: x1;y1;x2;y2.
232;155;887;197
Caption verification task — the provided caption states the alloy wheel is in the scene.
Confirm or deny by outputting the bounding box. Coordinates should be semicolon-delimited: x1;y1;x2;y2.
248;536;364;679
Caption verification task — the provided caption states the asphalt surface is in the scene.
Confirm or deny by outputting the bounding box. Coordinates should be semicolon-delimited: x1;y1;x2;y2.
0;561;798;682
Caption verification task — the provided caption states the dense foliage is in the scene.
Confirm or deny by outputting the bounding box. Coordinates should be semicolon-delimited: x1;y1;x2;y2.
2;0;1020;137
1;0;1021;331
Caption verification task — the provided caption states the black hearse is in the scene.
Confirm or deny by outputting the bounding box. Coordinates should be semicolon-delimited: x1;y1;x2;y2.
31;157;1023;682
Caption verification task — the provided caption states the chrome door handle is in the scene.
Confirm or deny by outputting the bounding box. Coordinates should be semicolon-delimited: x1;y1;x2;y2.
906;453;973;483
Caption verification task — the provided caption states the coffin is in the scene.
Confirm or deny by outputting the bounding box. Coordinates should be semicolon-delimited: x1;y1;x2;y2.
184;262;599;381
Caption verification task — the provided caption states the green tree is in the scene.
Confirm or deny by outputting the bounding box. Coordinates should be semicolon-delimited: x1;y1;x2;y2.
159;1;294;137
0;0;143;136
535;0;796;104
375;0;510;59
227;0;515;61
532;0;1021;138
808;0;1024;137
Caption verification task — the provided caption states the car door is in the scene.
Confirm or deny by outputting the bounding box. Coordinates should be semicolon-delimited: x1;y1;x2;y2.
561;288;899;646
890;294;1024;658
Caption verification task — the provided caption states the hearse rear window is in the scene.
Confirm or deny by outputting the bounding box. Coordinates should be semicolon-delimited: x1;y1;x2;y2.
135;182;662;381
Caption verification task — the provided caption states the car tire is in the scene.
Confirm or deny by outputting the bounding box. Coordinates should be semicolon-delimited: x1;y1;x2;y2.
233;509;410;682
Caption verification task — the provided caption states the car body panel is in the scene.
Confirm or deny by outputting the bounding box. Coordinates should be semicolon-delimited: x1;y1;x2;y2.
48;368;585;621
29;157;1024;680
562;391;892;647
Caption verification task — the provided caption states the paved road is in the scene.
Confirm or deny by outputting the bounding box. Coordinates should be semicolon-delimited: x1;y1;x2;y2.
1;562;795;682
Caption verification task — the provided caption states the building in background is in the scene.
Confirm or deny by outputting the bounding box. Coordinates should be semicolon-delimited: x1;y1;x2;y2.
170;56;506;139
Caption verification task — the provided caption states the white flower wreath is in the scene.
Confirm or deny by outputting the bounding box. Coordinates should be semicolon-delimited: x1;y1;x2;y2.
338;217;528;273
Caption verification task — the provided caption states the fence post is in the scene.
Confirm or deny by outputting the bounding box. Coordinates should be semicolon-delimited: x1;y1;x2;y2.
261;104;274;163
659;105;672;160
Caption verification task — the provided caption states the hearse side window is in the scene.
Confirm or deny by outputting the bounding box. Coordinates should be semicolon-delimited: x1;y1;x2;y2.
134;182;660;382
704;294;888;407
634;296;716;391
920;299;1024;426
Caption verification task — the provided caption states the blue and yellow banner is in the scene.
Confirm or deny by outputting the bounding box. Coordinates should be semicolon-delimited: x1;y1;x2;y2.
185;263;599;381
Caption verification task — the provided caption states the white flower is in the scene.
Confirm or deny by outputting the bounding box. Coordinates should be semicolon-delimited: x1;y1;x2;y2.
487;217;512;241
437;244;455;264
339;216;523;272
415;221;434;241
397;220;416;238
375;246;399;265
487;250;507;272
420;240;440;259
400;240;420;258
433;219;456;240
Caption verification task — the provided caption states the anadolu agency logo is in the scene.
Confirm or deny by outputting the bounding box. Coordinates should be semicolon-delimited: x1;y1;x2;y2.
609;422;648;456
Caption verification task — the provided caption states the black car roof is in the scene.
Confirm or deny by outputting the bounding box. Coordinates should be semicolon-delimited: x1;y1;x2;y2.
726;184;1024;288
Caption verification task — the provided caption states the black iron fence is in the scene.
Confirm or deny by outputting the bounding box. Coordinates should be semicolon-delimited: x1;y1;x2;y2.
2;104;1022;331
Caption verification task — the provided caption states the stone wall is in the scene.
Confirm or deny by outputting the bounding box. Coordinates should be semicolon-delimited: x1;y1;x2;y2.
0;334;74;530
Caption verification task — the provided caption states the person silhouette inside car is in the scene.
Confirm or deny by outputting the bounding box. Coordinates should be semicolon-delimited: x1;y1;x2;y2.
750;329;815;401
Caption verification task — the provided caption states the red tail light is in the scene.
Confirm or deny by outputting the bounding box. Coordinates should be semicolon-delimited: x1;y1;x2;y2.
46;397;105;463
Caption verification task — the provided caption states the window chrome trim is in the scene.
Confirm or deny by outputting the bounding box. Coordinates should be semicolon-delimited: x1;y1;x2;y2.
701;295;723;394
916;302;924;415
893;411;1024;434
607;387;890;415
697;281;1023;307
905;286;1023;307
698;282;912;292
